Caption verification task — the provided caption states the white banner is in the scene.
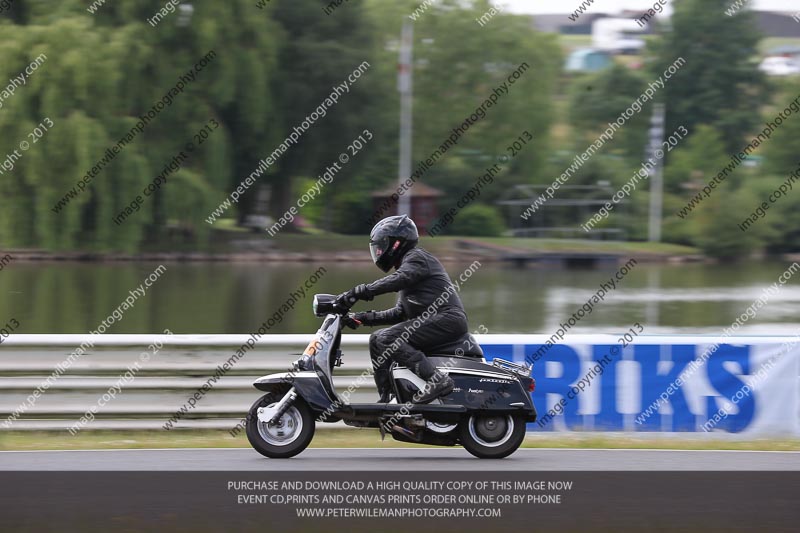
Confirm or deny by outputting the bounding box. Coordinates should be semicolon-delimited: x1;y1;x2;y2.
481;335;800;435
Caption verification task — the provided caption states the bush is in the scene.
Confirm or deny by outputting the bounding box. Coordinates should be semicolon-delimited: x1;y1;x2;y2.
692;187;759;260
449;204;506;237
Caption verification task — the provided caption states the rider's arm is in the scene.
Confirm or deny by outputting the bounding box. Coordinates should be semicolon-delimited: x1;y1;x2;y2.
364;249;430;297
357;296;406;326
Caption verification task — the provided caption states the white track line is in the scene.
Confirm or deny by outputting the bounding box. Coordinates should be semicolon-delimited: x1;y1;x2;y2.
0;447;797;454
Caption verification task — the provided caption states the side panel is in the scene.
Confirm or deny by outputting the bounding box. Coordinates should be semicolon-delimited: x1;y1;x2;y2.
429;355;531;411
393;358;534;418
441;374;531;411
254;373;336;412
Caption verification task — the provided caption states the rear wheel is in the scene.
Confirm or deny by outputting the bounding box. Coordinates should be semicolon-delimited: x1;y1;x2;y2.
459;414;526;459
246;392;315;459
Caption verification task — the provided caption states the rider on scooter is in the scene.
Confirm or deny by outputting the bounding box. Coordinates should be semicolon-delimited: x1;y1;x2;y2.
336;215;467;404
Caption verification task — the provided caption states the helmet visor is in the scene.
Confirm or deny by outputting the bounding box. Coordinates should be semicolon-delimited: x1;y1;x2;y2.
369;239;387;265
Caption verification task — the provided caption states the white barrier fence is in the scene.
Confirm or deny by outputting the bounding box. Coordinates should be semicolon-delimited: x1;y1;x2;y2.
1;334;798;435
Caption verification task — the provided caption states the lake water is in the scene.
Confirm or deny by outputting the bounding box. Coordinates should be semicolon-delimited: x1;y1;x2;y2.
0;260;798;336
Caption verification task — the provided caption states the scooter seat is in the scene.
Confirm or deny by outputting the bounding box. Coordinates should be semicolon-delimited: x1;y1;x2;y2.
426;332;484;358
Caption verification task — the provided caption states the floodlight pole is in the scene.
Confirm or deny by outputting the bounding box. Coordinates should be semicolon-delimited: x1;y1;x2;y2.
397;20;414;217
648;103;666;242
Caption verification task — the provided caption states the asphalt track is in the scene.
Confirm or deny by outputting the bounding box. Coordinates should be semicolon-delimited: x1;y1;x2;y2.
1;447;798;470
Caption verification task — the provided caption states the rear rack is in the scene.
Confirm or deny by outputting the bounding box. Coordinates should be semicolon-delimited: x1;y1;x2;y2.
491;358;532;377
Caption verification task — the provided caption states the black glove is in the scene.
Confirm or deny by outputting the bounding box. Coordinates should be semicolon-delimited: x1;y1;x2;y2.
353;311;375;325
334;291;357;310
334;284;373;311
342;313;362;330
351;283;374;301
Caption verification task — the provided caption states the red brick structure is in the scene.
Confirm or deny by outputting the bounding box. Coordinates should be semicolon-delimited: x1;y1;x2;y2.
371;182;443;234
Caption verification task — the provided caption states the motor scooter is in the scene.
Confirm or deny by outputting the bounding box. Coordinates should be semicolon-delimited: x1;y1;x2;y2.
246;294;536;459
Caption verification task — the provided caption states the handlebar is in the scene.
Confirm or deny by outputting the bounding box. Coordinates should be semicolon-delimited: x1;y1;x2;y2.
335;291;358;312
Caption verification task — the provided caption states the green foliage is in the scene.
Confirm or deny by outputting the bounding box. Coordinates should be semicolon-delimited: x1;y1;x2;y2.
661;193;697;246
0;1;281;251
663;125;731;195
365;0;562;205
765;197;800;253
266;0;382;227
535;153;632;231
450;204;505;237
691;186;759;259
568;64;650;158
733;175;782;248
330;173;381;234
763;80;800;178
743;174;800;253
661;121;796;256
661;125;757;254
0;0;793;258
650;0;768;154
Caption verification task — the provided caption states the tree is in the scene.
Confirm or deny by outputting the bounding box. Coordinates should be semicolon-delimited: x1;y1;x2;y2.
651;0;768;154
568;64;650;159
665;127;761;258
661;125;731;245
763;80;800;178
0;0;283;251
268;0;383;232
663;125;731;195
760;82;800;252
344;0;564;241
692;186;759;259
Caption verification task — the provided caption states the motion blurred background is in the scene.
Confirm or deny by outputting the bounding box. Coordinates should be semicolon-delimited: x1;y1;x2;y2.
0;0;799;335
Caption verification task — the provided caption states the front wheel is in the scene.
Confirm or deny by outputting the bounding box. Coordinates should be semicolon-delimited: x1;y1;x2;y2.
246;392;315;459
459;414;526;459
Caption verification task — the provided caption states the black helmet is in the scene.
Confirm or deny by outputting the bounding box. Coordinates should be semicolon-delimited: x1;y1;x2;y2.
369;215;419;272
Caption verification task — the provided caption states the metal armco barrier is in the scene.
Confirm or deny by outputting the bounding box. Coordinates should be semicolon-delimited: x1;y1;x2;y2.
1;335;798;434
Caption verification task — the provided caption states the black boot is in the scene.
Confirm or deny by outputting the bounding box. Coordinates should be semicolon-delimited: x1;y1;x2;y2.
413;370;455;404
374;369;394;403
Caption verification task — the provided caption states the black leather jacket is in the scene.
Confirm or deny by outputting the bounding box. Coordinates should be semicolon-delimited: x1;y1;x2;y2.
362;247;466;325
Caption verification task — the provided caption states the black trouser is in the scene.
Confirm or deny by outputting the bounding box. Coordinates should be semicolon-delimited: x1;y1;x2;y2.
368;309;468;394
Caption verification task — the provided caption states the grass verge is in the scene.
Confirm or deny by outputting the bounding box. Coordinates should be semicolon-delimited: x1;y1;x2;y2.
470;237;699;256
1;430;798;451
272;234;699;257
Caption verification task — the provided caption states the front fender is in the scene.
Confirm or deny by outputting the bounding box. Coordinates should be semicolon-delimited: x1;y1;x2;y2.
253;371;317;391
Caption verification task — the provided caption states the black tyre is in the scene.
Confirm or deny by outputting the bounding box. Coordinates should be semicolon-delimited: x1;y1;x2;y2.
458;414;526;459
246;392;315;459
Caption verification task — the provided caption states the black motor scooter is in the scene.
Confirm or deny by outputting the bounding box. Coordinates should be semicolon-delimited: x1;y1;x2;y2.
245;294;536;459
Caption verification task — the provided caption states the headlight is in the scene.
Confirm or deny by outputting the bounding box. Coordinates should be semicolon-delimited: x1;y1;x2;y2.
312;294;336;317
